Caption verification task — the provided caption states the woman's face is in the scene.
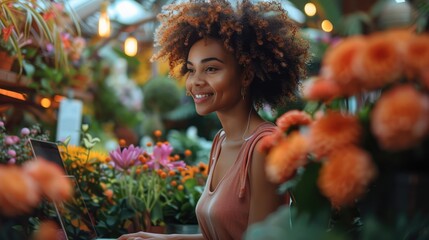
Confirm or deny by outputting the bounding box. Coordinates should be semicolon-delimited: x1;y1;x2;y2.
186;38;244;115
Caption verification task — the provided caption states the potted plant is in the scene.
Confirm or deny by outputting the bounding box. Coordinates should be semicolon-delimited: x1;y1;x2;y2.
0;0;80;72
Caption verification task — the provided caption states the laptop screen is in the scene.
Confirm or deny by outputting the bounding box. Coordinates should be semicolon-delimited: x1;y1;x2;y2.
54;175;99;240
29;138;67;173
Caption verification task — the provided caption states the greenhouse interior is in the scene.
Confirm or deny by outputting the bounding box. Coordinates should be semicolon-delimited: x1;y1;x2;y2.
1;0;429;239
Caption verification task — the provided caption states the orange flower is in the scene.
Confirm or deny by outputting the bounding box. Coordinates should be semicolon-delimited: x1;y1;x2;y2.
23;158;73;202
309;111;362;159
265;132;309;184
318;145;377;208
184;149;192;157
321;36;365;95
33;220;64;240
257;128;284;153
371;84;429;151
0;165;41;217
403;34;429;80
154;130;162;138
302;76;341;101
353;32;402;90
275;110;312;132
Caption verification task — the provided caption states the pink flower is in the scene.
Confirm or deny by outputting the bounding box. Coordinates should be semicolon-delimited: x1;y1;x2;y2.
20;127;30;136
7;149;16;157
109;145;144;171
147;142;186;171
4;135;19;145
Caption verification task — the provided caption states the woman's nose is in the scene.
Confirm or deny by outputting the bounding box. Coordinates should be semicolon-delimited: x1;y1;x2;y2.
190;72;205;86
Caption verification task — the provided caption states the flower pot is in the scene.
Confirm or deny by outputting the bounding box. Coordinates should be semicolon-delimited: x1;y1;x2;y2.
0;51;15;71
166;224;200;234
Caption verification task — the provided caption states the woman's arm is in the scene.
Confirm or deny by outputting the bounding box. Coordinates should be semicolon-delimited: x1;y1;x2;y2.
247;141;283;225
117;232;204;240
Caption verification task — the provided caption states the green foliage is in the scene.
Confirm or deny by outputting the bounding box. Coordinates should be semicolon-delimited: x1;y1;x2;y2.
143;76;181;114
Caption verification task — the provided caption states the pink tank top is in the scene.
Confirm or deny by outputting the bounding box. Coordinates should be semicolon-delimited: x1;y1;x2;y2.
195;122;277;240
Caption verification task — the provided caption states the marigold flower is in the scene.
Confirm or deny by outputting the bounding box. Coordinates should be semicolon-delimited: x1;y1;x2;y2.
170;180;178;187
318;145;377;208
265;132;309;184
177;185;184;191
371;84;429;151
321;36;366;95
24;158;73;202
302;76;341;101
119;139;127;147
309;111;362;159
353;32;402;90
276;110;312;132
0;165;41;217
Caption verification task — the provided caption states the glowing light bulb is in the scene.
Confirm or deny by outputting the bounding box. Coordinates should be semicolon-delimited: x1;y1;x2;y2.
304;3;317;17
321;20;333;32
98;1;110;37
124;36;138;57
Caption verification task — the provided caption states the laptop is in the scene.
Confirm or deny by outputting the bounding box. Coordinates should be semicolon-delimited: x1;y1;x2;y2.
28;139;115;240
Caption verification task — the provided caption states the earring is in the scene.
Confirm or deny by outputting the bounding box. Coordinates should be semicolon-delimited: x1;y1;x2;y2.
186;91;191;96
241;87;246;100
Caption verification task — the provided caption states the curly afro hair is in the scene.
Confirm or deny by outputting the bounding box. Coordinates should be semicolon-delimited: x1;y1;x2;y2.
152;0;309;109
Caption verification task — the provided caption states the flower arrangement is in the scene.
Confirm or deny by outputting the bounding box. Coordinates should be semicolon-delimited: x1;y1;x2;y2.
0;121;73;240
245;29;429;239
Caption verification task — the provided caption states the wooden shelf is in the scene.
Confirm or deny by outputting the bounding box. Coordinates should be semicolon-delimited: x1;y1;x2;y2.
0;69;32;86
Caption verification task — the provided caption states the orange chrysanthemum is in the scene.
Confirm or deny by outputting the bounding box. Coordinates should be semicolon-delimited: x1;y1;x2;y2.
321;36;366;95
309;111;362;159
24;158;73;202
353;32;403;90
302;76;341;101
257;128;284;153
265;132;309;184
403;34;429;80
33;220;64;240
0;165;41;217
318;145;377;208
276;110;312;132
371;84;429;151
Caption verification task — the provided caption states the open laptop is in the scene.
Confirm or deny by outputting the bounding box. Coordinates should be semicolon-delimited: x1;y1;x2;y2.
28;139;115;240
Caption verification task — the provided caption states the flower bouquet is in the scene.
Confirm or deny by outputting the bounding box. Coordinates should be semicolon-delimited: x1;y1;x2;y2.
245;29;429;239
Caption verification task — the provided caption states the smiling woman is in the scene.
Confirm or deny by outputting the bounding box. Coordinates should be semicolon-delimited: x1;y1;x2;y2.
118;0;308;240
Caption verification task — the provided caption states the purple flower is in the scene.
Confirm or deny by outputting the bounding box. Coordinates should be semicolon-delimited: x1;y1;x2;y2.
7;149;16;157
0;121;4;127
109;144;144;171
8;158;16;164
20;127;30;136
147;143;186;171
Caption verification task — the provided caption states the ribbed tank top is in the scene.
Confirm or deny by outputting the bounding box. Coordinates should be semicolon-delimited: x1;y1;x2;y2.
195;122;277;240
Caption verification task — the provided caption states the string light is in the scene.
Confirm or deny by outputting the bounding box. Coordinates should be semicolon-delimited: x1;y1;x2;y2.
98;1;111;37
124;36;138;57
321;19;333;32
304;2;317;17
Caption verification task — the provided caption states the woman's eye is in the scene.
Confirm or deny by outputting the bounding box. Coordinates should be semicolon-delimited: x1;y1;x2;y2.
187;68;195;74
206;67;218;73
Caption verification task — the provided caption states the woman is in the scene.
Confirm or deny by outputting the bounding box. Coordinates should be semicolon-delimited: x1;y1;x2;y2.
119;0;308;239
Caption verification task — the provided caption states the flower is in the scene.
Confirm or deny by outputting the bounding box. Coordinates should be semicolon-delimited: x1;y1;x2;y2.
249;28;429;239
109;144;144;171
318;145;377;208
